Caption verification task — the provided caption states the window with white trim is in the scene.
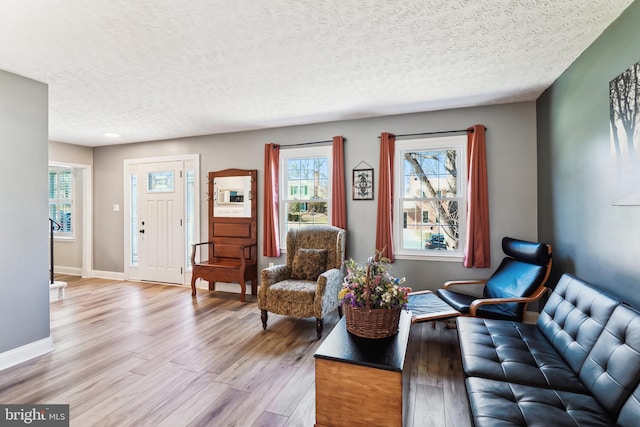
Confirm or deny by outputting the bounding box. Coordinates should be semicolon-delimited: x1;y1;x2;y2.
280;146;332;250
49;165;74;237
395;136;467;259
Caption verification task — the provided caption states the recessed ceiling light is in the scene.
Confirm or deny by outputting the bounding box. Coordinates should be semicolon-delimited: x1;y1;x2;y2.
103;132;121;138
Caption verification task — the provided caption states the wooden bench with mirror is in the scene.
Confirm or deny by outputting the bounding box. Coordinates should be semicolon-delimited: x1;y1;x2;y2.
191;168;257;301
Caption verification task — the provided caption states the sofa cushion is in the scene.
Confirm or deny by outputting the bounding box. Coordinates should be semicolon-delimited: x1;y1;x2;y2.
465;377;615;427
291;248;327;281
579;304;640;416
537;274;619;373
618;383;640;427
457;317;588;393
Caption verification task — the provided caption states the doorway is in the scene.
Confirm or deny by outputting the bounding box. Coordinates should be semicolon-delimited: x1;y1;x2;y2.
124;155;200;285
49;162;93;278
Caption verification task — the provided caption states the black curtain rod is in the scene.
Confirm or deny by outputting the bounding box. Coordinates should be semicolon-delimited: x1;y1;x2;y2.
279;138;345;148
378;127;487;139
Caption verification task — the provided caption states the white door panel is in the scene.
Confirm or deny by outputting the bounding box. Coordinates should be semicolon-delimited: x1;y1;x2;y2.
139;161;183;284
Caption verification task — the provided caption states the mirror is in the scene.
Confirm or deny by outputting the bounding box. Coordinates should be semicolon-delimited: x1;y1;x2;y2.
214;175;252;217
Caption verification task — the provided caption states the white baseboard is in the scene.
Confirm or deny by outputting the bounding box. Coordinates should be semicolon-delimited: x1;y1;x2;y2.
214;282;243;294
194;280;244;294
0;337;53;372
53;265;82;276
89;270;127;280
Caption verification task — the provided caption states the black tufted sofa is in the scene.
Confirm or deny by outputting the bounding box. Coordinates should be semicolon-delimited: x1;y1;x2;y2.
456;273;640;426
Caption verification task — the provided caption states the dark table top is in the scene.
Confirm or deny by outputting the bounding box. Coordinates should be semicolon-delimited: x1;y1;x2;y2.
314;309;411;372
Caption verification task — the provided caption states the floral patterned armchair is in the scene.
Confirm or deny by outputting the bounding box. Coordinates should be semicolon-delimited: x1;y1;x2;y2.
259;225;346;339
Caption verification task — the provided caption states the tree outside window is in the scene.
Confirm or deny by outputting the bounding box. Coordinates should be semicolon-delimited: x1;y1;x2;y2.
396;136;466;258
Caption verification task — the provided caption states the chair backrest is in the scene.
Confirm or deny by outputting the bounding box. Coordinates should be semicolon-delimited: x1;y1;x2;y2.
285;225;346;270
482;237;552;319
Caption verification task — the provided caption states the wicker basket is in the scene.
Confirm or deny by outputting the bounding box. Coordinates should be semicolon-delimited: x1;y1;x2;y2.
343;303;402;339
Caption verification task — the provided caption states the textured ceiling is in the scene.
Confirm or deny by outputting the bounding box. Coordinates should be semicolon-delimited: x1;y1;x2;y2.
0;0;634;146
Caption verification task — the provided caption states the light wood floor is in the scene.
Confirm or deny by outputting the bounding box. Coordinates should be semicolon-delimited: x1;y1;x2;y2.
0;276;471;427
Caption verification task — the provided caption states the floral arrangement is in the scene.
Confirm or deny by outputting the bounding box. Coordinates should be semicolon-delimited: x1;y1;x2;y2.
338;250;411;310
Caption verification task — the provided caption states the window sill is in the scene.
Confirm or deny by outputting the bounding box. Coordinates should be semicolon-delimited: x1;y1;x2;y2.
53;236;76;243
394;252;463;262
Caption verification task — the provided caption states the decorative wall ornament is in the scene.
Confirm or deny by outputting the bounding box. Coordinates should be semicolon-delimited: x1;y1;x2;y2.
610;59;640;205
352;161;374;200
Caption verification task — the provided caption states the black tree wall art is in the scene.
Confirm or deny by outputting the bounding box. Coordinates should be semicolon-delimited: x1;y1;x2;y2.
610;60;640;205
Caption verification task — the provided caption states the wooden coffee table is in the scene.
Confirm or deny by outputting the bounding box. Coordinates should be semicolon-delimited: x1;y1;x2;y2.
314;309;412;427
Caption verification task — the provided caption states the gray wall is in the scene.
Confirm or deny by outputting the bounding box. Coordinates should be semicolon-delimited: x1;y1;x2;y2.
537;1;640;305
49;140;93;166
0;69;49;353
94;101;538;291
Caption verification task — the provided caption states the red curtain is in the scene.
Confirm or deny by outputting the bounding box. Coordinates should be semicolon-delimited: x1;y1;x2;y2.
463;125;490;268
263;143;281;257
375;133;395;261
331;136;347;230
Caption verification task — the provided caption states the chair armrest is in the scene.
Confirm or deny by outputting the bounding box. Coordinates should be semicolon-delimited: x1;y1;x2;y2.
237;243;258;270
315;268;345;318
468;286;548;316
443;279;487;289
238;243;257;256
258;264;291;310
191;241;213;265
317;268;343;290
260;264;290;288
408;290;434;296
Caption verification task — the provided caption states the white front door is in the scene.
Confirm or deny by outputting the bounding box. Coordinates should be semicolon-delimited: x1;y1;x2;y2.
138;161;184;284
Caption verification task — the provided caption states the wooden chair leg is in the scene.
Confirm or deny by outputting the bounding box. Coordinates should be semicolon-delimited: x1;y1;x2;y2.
239;280;246;302
316;318;323;340
261;310;268;330
191;275;197;296
251;279;258;296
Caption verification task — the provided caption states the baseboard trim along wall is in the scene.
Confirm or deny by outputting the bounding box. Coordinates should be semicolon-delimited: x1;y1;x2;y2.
194;280;242;294
0;337;53;371
89;270;127;281
53;265;82;276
